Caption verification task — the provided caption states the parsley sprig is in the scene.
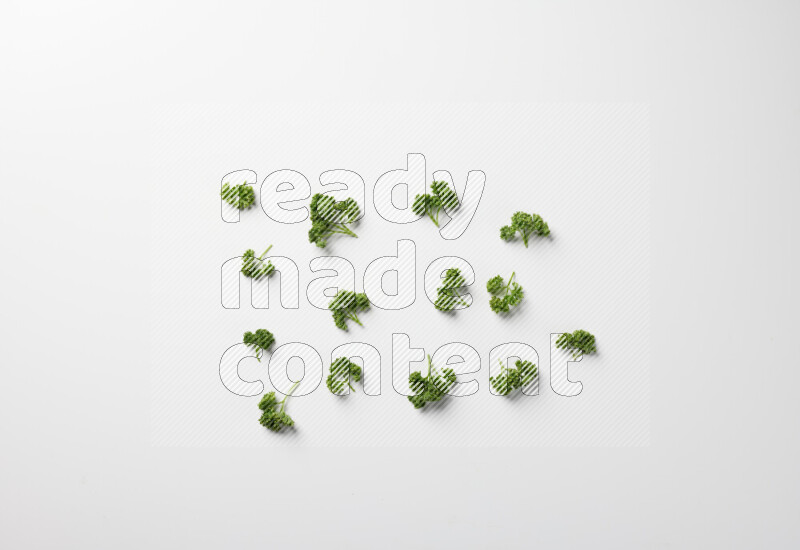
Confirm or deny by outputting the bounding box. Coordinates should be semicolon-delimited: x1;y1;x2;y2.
486;272;525;314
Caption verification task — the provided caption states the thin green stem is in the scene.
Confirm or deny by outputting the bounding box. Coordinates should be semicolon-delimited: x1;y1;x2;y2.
258;244;273;260
497;359;509;393
427;208;439;227
279;380;301;412
328;225;358;238
347;312;363;326
504;272;516;297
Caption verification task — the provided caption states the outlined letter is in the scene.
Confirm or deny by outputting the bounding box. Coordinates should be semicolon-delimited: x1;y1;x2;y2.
219;342;264;397
433;169;486;240
489;342;540;396
363;240;416;309
373;153;426;224
221;169;257;223
268;343;323;396
550;333;583;396
330;342;382;396
391;333;426;395
307;257;356;310
221;255;299;309
319;169;365;221
423;256;475;310
261;169;311;224
431;342;480;397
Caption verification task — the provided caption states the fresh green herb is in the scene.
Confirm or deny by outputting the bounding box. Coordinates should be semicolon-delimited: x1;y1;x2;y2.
326;357;363;394
308;193;360;248
408;354;457;409
490;359;537;396
221;182;256;210
556;330;597;359
241;245;275;279
328;290;370;330
412;180;459;227
434;268;470;311
243;329;275;361
486;272;524;314
257;381;300;432
500;211;550;247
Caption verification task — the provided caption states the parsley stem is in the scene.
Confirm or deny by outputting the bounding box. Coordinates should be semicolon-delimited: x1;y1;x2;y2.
279;380;301;413
258;245;273;260
505;272;516;296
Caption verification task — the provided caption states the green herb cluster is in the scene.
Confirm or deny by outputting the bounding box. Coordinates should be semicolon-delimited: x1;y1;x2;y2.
500;211;550;247
556;329;597;359
486;272;524;314
243;329;275;361
257;381;300;432
328;290;371;330
241;245;275;279
413;180;459;227
434;268;470;311
221;182;256;210
490;359;537;396
326;357;363;394
408;355;457;409
308;193;360;248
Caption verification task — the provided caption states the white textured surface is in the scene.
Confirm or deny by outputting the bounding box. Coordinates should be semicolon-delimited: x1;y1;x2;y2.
4;2;799;548
150;103;650;447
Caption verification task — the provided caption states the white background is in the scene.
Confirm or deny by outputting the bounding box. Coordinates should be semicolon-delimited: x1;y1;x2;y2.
2;1;798;548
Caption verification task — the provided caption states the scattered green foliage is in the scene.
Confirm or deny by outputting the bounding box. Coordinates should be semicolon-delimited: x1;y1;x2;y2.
556;329;597;359
490;359;537;396
328;290;371;330
257;381;300;432
221;182;256;210
308;193;360;248
241;245;275;279
434;268;470;311
500;211;550;247
412;180;459;227
408;355;457;409
243;329;275;361
486;272;524;314
326;357;363;394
